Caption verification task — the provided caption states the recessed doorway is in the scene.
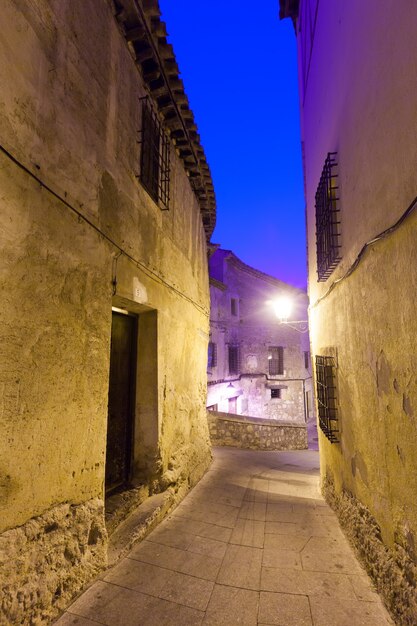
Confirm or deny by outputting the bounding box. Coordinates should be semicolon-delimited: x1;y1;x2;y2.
105;310;137;495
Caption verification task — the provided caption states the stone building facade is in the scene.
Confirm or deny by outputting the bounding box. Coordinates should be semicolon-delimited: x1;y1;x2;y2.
281;1;417;623
207;248;313;423
0;1;215;623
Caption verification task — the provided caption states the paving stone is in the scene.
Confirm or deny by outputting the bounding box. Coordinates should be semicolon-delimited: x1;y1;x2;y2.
230;517;265;548
265;506;298;523
159;570;214;610
238;501;267;521
216;544;263;590
186;488;243;508
263;533;309;552
301;548;362;574
244;478;269;503
348;574;380;602
303;535;355;553
258;591;312;625
261;566;356;599
146;526;194;550
262;547;302;570
173;501;239;528
65;580;204;626
129;540;222;581
264;521;301;535
56;448;394;626
161;515;232;543
102;558;170;596
203;585;259;626
309;595;394;626
55;614;105;626
187;534;228;559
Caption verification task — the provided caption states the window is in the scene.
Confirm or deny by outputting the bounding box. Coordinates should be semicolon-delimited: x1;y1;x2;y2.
207;404;218;412
268;346;284;375
139;97;170;210
315;355;339;443
231;298;238;316
304;351;310;370
271;388;281;399
315;152;341;281
207;342;217;369
228;345;240;375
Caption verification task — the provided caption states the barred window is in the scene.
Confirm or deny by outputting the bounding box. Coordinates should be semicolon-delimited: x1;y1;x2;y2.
315;355;339;443
315;152;341;281
228;345;240;375
139;97;170;210
271;388;281;399
207;342;217;369
268;346;284;375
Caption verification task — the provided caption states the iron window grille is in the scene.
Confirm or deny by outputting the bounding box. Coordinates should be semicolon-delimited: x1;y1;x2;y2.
207;341;217;369
315;355;339;443
268;346;284;375
228;345;240;375
271;388;281;399
138;97;170;210
315;152;341;281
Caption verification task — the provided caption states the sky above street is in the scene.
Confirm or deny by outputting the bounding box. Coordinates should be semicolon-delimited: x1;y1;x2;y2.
158;1;306;289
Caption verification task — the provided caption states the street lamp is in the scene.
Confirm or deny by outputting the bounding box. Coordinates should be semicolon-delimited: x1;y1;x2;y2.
272;297;309;333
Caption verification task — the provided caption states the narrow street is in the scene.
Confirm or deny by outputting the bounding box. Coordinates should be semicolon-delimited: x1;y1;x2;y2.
55;446;393;626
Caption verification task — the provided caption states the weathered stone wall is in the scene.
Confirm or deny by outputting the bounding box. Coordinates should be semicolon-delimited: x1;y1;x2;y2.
207;250;312;422
296;1;417;623
323;472;417;626
0;0;212;621
0;499;107;625
207;411;308;450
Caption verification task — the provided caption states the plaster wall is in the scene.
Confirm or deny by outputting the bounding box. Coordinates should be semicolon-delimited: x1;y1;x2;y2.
298;1;417;621
0;0;212;621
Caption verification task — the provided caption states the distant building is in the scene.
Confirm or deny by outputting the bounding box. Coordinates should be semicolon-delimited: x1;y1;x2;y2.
0;0;215;622
280;1;417;623
207;248;313;422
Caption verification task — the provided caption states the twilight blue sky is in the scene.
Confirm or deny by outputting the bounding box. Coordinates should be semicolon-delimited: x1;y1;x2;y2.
158;1;306;289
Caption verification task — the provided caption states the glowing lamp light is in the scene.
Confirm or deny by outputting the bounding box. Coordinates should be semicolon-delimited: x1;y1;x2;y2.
273;297;293;322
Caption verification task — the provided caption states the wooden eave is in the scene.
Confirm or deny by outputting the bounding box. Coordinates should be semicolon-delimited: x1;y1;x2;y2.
112;0;216;240
278;0;299;27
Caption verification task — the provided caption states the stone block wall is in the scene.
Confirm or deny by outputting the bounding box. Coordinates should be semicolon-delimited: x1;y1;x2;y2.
0;499;107;625
207;411;308;451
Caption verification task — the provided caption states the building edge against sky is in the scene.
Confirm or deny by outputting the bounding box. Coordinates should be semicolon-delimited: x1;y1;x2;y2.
280;1;417;624
206;247;313;428
0;0;215;622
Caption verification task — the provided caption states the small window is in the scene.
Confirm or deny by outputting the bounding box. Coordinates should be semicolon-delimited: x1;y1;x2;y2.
207;342;217;369
228;345;240;375
271;388;281;399
315;355;339;443
315;152;341;281
231;298;238;316
304;351;310;369
139;97;170;210
268;346;284;375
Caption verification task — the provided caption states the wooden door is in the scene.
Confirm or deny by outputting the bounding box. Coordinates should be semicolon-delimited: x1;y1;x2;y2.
105;311;137;494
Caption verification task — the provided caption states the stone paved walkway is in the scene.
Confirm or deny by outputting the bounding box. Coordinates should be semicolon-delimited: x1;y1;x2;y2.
55;447;394;626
